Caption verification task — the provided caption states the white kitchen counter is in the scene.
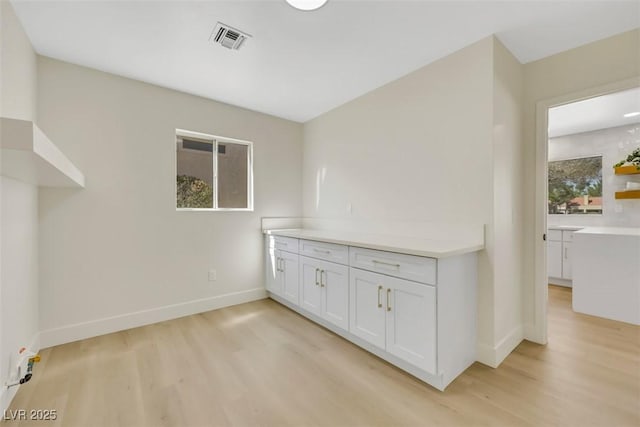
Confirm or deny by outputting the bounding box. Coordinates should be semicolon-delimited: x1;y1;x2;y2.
264;228;484;259
575;226;640;236
548;225;584;231
572;226;640;325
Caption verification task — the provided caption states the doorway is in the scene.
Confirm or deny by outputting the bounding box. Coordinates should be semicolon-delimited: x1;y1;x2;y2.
532;78;640;344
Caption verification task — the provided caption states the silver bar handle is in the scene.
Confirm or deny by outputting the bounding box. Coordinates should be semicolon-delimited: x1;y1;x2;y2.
320;270;326;287
315;268;320;286
373;259;401;269
386;288;391;312
564;247;568;259
313;248;331;254
377;285;383;308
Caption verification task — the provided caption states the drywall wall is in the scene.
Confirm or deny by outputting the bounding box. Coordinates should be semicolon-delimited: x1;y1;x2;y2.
488;38;524;364
0;178;39;410
303;38;494;225
0;1;3;410
0;1;40;412
36;57;303;346
548;124;640;227
303;37;510;365
0;1;37;121
522;29;640;341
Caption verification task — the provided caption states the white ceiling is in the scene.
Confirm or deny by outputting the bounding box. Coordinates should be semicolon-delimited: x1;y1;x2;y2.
11;0;640;123
548;87;640;138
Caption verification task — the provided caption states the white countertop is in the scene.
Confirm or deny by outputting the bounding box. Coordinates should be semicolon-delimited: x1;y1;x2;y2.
575;227;640;237
265;228;484;259
548;225;584;231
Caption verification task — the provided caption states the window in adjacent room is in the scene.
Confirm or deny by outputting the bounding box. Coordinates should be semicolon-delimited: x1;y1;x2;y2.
176;129;253;210
548;155;602;215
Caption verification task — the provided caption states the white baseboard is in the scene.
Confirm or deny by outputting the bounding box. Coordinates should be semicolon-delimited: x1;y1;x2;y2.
494;325;524;366
476;325;524;368
548;278;572;288
475;341;497;368
1;332;41;414
39;288;267;349
523;322;546;344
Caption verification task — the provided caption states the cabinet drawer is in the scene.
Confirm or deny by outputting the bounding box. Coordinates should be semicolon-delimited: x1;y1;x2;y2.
349;247;436;285
547;229;562;242
268;235;299;253
299;239;349;265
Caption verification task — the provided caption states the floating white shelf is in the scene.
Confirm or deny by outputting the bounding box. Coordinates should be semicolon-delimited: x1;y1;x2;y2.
1;117;85;188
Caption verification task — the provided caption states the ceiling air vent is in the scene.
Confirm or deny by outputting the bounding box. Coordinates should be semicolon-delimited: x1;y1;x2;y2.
210;22;251;50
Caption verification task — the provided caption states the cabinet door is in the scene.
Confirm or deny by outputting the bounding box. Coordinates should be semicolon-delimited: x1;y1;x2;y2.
547;241;562;279
321;261;349;331
299;256;322;316
265;244;281;296
281;251;299;305
349;268;386;350
385;276;437;375
562;242;572;280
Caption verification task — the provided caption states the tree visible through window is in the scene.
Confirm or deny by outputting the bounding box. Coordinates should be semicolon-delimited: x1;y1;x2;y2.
176;131;253;210
548;156;602;215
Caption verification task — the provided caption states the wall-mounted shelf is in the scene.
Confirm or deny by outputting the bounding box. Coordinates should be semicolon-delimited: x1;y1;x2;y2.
614;165;640;175
1;117;85;187
615;190;640;200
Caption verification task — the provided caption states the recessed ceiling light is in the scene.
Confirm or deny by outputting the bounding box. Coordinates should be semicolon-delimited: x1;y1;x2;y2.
623;111;640;118
286;0;328;11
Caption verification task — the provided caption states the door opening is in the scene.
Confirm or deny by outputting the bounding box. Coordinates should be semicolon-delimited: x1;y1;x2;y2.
532;79;640;344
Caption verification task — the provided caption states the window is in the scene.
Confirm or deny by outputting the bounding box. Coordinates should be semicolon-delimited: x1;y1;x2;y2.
176;129;253;210
548;155;602;215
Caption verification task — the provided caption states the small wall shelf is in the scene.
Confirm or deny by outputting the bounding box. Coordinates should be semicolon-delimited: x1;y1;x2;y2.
614;165;640;175
1;117;85;187
615;190;640;200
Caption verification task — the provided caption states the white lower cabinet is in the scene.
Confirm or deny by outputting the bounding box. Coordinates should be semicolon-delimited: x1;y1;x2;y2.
300;256;349;330
265;237;299;305
265;234;477;390
547;228;579;284
547;240;562;278
349;268;436;374
350;268;386;349
299;258;322;315
562;241;572;280
280;251;299;304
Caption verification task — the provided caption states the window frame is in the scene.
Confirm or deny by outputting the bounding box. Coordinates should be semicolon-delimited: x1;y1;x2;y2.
176;128;254;212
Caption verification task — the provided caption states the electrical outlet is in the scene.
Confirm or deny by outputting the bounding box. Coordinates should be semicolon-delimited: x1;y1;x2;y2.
208;269;217;281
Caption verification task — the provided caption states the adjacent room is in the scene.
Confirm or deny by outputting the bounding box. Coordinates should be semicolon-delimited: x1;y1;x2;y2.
546;88;640;324
1;0;639;426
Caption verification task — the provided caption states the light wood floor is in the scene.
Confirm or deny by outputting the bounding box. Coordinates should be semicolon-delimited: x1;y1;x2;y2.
5;285;639;427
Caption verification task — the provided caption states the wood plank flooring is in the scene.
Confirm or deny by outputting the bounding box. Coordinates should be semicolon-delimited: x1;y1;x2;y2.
5;285;639;426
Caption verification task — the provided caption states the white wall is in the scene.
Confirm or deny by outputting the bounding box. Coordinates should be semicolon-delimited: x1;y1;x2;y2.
522;29;640;341
548;124;640;227
0;1;40;412
36;57;303;346
488;38;525;365
0;1;37;121
0;179;39;409
303;36;526;367
303;38;493;225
